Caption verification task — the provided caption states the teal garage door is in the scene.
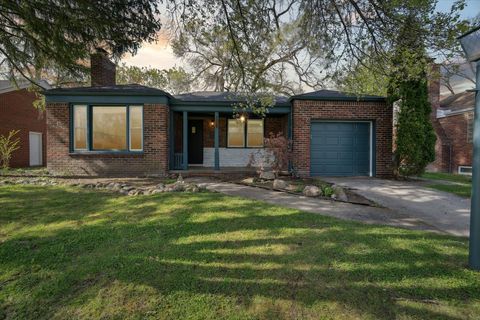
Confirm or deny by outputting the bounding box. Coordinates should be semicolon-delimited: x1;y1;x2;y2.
310;122;371;176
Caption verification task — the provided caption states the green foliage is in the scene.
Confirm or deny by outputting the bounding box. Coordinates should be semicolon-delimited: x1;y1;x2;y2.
0;130;20;169
0;0;161;84
116;64;194;94
321;185;334;197
394;76;436;177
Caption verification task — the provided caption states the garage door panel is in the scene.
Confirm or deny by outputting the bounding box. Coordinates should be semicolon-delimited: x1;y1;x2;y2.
310;122;371;176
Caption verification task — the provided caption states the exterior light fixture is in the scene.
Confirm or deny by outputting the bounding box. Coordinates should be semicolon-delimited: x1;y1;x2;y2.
458;25;480;270
240;115;246;122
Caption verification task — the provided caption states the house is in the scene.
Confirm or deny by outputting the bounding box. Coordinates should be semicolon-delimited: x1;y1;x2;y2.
0;79;51;167
44;51;393;177
429;89;475;174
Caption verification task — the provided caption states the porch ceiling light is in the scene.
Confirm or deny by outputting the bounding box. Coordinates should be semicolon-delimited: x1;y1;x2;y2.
458;25;480;62
240;115;246;122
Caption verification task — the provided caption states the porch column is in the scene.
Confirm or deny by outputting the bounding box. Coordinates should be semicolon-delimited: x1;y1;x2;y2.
214;112;220;170
287;110;293;171
182;111;188;170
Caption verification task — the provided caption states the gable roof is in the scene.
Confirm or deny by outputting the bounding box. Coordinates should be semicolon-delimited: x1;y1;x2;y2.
173;91;289;105
439;91;475;112
0;79;51;94
44;84;173;98
290;89;386;102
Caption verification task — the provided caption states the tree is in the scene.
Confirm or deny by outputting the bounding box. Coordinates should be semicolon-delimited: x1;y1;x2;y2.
116;64;194;95
0;0;161;85
389;13;436;177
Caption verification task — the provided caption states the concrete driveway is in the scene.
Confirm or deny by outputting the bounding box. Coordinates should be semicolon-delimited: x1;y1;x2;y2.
323;177;471;237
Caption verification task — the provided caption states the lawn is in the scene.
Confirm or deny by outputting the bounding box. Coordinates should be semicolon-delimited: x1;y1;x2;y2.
422;173;472;198
0;185;479;319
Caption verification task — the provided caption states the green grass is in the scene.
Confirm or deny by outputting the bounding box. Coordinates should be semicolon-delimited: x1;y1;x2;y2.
0;185;479;319
422;172;472;184
422;173;472;197
426;184;472;198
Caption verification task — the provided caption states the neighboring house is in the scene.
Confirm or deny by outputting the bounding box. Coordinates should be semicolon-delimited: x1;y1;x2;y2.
0;80;51;168
44;51;393;177
429;90;475;174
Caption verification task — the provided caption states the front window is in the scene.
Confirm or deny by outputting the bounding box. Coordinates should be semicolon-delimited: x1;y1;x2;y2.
73;105;88;150
72;105;143;152
228;119;245;147
247;119;264;147
92;106;127;150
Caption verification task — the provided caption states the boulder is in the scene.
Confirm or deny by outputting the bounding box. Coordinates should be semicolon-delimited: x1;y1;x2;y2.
273;179;289;189
259;171;275;180
303;185;321;197
185;184;200;192
152;188;164;194
241;177;255;184
165;181;185;192
332;185;348;202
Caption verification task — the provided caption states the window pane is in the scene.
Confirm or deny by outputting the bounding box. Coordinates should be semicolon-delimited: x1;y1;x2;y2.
74;105;87;150
129;106;143;150
92;106;127;150
228;119;245;147
247;119;264;147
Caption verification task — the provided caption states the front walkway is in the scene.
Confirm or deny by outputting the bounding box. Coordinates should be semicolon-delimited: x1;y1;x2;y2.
186;177;441;233
322;177;470;237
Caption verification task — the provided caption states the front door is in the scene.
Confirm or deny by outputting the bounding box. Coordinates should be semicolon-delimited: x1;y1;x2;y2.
29;132;43;166
188;120;203;164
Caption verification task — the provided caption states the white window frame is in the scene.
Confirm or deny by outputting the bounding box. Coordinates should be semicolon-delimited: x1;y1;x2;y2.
458;166;473;176
246;119;264;148
73;105;88;151
129;105;144;151
227;119;245;148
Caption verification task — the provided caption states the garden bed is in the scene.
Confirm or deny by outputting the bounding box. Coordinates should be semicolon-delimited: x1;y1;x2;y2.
234;175;377;206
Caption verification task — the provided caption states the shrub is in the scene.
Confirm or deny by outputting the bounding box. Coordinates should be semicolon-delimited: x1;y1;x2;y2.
0;130;20;169
248;132;293;175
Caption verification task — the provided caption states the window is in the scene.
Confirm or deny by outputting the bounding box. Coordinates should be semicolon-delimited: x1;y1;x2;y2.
72;105;143;152
129;106;143;151
73;105;88;150
228;119;245;147
247;119;264;147
92;106;127;150
467;112;474;143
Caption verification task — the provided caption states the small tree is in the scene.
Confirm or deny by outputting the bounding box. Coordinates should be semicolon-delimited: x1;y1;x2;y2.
0;130;21;170
248;132;292;176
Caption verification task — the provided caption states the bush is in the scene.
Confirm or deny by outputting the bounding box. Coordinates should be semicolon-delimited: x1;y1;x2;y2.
0;130;20;169
248;132;293;175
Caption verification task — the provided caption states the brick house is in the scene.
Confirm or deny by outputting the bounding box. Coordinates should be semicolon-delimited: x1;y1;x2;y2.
429;89;475;174
44;52;393;177
0;80;51;167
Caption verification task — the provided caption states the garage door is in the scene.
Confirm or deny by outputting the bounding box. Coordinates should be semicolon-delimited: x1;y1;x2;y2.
310;122;371;176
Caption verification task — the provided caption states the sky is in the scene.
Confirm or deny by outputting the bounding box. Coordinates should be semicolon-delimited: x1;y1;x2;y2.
121;0;480;93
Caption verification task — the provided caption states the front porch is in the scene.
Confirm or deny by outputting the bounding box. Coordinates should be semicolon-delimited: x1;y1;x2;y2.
169;104;291;171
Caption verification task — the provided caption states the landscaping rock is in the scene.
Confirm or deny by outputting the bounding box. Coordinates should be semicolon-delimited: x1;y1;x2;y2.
242;177;255;184
165;181;185;192
303;185;321;197
273;179;289;189
332;185;348;202
259;171;275;180
185;184;200;192
152;188;164;194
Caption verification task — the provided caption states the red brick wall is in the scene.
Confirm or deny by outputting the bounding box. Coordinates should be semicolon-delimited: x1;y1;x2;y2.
438;113;473;173
292;100;393;177
0;88;46;167
46;103;169;176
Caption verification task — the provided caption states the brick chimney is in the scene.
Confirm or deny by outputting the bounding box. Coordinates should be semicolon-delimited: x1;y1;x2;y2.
428;63;441;120
90;48;116;87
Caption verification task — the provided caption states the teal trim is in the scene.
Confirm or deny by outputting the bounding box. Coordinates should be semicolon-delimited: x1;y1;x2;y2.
182;111;188;170
214;112;220;170
170;105;291;114
47;95;169;104
70;104;145;153
169;111;175;170
372;121;377;176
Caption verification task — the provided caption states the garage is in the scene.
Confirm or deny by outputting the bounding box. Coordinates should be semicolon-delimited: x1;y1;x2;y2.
310;121;372;176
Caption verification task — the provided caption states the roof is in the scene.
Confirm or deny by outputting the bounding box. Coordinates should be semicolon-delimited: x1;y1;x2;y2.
439;91;475;112
44;84;173;97
0;79;51;94
173;91;289;105
290;89;386;102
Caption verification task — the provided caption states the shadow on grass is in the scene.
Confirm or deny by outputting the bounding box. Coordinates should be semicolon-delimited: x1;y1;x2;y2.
0;185;478;319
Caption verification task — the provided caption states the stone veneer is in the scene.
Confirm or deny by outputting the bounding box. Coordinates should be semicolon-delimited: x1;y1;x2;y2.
46;103;169;176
